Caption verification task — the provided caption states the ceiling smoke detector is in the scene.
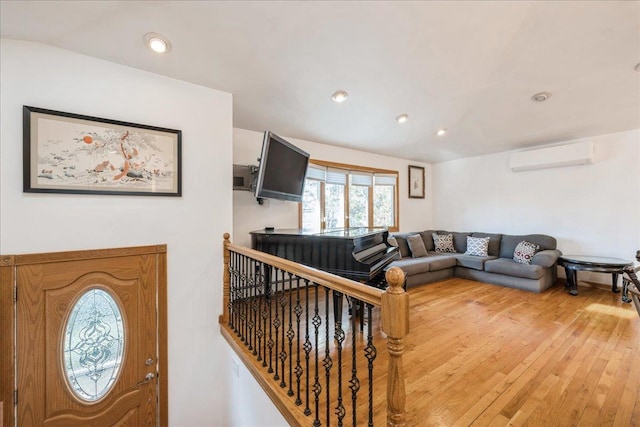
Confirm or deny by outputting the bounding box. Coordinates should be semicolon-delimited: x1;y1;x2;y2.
531;92;552;102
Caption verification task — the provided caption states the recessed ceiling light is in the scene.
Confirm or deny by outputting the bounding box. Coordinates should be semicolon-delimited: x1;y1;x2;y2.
396;114;409;123
531;91;552;102
635;62;640;72
331;90;348;103
436;128;447;136
143;32;171;54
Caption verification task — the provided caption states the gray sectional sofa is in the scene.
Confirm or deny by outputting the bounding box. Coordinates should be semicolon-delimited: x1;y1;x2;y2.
387;230;562;293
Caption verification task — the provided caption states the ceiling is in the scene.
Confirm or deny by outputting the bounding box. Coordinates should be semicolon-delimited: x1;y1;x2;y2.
1;1;639;163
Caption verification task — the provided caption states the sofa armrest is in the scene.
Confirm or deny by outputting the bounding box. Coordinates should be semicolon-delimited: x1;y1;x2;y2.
531;249;562;268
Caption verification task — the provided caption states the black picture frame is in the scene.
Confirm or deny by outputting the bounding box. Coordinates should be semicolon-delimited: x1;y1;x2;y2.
23;106;182;196
408;165;425;199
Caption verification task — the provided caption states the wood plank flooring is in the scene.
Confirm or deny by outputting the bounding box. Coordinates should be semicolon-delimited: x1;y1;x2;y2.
400;278;640;426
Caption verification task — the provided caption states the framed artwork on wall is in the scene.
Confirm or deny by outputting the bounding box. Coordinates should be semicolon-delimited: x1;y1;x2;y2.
23;106;182;196
408;165;425;199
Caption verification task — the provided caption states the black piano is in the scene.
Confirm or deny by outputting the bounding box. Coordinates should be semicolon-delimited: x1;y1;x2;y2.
250;227;398;286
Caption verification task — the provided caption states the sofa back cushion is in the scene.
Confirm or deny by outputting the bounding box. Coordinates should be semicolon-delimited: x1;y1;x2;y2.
418;230;437;251
499;234;557;259
390;233;412;258
471;232;503;256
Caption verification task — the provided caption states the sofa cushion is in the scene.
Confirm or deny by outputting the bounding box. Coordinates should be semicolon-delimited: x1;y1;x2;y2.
418;230;437;252
390;258;432;275
465;236;490;257
391;234;412;258
407;234;428;258
425;252;458;270
432;233;456;253
499;234;557;258
513;241;540;265
471;232;502;256
484;258;545;280
455;254;497;271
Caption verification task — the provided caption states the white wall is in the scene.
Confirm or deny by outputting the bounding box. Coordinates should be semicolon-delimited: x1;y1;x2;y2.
432;130;640;284
0;39;283;426
233;127;432;247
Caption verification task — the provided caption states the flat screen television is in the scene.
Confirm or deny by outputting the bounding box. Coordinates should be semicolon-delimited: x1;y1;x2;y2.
254;131;310;203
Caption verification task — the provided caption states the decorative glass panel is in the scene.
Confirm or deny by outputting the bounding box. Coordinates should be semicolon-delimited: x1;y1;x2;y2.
63;288;125;402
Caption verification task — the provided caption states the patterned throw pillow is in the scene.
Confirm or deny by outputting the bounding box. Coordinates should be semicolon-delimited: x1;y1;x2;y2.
407;234;428;258
432;233;456;253
465;236;490;257
513;241;540;264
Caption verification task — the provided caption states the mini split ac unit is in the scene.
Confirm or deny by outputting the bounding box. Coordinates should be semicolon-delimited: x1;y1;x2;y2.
509;140;595;172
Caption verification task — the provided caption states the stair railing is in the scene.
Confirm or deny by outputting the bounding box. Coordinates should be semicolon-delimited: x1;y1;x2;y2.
219;233;409;426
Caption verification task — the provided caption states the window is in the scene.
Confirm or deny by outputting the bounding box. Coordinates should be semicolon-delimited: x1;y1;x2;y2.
300;161;399;231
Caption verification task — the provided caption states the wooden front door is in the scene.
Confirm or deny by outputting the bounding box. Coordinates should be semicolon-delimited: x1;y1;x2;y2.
15;246;167;426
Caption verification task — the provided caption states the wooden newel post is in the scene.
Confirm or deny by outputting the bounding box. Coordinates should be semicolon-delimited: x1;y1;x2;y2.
221;233;231;325
382;267;409;427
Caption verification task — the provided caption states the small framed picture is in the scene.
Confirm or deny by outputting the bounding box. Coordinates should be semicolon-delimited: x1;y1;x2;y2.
408;165;425;199
23;106;182;196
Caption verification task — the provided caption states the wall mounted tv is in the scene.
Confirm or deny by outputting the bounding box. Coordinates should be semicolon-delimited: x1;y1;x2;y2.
254;131;310;203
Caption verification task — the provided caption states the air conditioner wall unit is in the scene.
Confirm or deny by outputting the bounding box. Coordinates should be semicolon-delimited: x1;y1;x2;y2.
509;140;595;172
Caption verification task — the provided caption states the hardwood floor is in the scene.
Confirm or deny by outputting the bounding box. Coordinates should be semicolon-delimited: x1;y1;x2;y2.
400;278;640;426
223;277;639;426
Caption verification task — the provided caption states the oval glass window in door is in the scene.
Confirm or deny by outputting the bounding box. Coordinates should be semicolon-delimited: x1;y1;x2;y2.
63;288;125;402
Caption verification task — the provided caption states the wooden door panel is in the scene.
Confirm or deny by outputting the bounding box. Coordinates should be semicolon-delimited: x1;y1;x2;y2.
16;249;160;426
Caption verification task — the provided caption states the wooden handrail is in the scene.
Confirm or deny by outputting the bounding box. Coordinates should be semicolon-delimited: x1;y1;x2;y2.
224;234;384;307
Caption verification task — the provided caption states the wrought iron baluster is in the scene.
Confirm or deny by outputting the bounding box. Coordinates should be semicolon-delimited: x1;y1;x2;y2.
261;263;269;367
304;280;312;416
334;293;346;426
256;261;264;362
349;304;360;426
365;304;377;427
273;268;281;381
227;251;235;330
231;251;239;333
312;284;322;426
239;254;247;343
267;267;275;374
294;277;303;406
287;272;295;396
324;287;333;427
249;258;257;353
243;254;249;345
278;269;288;387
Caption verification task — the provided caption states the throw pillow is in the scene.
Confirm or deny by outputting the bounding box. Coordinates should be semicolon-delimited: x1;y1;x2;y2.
432;233;456;253
513;241;540;264
387;236;402;259
465;236;490;257
407;234;428;258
